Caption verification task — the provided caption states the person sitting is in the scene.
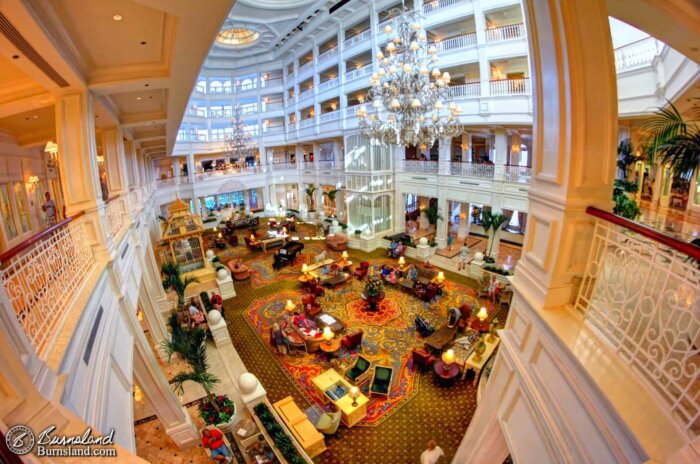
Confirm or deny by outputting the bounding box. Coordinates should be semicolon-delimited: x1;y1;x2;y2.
388;268;399;284
387;239;398;257
248;435;275;464
447;307;462;329
187;298;207;330
201;428;232;463
408;265;419;281
380;264;391;279
395;242;406;258
291;312;317;330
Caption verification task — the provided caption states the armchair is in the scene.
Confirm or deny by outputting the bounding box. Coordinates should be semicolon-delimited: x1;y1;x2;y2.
302;294;322;318
416;284;439;302
326;233;348;251
369;365;394;398
341;329;363;351
344;355;372;385
307;281;325;297
353;261;370;280
227;259;251;281
315;410;342;435
227;234;239;247
411;349;436;371
244;236;262;251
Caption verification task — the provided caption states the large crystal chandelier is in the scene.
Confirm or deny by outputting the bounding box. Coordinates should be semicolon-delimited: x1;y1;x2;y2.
225;105;256;162
357;7;462;149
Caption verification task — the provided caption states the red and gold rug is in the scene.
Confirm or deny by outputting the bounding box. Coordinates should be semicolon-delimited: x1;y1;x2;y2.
244;270;488;426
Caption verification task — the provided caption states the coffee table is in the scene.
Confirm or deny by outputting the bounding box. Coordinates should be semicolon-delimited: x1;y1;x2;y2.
434;360;460;386
424;325;457;352
361;291;385;311
314;313;345;333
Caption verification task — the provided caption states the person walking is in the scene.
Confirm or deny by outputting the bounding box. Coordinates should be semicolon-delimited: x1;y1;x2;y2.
447;233;454;251
458;240;469;271
420;439;444;464
42;191;57;226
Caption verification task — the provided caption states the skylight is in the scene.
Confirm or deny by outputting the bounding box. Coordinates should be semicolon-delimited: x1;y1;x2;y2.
216;28;260;46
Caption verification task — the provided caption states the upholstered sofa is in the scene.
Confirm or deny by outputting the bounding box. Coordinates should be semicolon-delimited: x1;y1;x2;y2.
227;259;251;280
326;233;348;251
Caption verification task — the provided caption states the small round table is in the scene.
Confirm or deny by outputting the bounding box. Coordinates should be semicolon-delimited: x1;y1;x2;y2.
337;260;353;271
319;338;341;361
361;291;385;312
433;360;460;386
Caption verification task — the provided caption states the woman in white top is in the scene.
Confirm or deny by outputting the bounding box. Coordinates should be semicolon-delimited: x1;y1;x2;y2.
420;440;444;464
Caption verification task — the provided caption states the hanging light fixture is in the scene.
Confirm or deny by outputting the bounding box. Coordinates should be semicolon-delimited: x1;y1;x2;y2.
357;5;462;148
225;105;256;163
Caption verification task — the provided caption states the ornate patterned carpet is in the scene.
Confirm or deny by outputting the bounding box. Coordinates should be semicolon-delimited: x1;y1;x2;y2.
221;223;497;463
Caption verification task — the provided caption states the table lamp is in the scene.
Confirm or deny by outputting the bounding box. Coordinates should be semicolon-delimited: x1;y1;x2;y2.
341;251;349;260
437;271;445;283
477;306;488;322
218;232;222;239
250;234;256;242
441;349;455;372
285;300;296;312
301;263;309;274
398;256;406;267
322;326;334;346
282;227;287;235
349;386;360;407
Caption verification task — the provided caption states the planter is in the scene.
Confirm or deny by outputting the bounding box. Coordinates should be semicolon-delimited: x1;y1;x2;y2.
216;415;237;435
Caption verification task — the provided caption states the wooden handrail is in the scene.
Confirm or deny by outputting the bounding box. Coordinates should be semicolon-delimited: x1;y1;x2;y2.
586;206;700;260
0;211;85;265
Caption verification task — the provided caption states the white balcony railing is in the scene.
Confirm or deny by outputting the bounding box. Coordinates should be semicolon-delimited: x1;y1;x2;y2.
404;160;439;174
318;46;338;62
486;23;526;43
450;162;495;178
318;77;339;92
104;198;125;239
447;82;481;99
345;63;373;82
209;109;232;118
186;108;207;118
263;102;284;112
261;77;283;88
298;61;314;75
264;125;285;135
298;88;314;101
423;0;471;15
433;32;477;53
272;161;297;170
614;37;662;72
299;117;315;128
319;110;340;123
344;29;371;49
318;160;335;170
208;86;232;95
241;105;258;115
503;165;532;183
0;215;96;356
377;17;398;34
345;105;362;117
490;78;531;96
575;208;700;437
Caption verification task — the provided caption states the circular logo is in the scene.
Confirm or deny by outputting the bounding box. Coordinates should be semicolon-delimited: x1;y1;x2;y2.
6;425;35;455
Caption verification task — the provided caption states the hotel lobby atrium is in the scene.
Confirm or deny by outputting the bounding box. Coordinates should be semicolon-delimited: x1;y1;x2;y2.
0;0;698;463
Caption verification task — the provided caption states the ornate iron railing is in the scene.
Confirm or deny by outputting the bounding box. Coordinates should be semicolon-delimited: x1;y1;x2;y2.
490;78;531;96
433;33;477;54
503;165;532;182
450;162;494;178
104;198;125;240
0;213;96;357
403;160;439;174
575;207;700;437
486;23;526;43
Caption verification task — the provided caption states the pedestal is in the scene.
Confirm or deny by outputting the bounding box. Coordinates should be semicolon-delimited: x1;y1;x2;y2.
209;316;232;348
216;274;236;300
469;257;486;281
164;409;200;450
416;243;433;260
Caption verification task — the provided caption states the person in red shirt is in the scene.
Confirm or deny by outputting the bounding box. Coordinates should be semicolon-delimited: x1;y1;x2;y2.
201;427;232;462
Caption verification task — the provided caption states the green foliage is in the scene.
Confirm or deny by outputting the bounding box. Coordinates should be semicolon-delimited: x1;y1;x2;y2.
613;179;639;195
484;265;512;276
199;292;212;311
323;189;339;203
252;403;307;464
160;262;200;306
659;132;700;177
202;217;217;223
198;394;235;426
354;229;362;235
613;193;641;220
641;102;699;176
423;205;444;225
480;211;509;258
157;215;167;222
305;186;317;208
616;138;641;178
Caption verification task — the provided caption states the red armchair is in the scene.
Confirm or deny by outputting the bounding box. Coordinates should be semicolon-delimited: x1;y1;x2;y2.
416;284;439;302
411;349;436;371
302;294;322;318
341;330;363;351
353;261;370;279
307;281;325;297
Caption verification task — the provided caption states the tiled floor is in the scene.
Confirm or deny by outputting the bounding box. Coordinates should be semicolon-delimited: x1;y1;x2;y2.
638;200;700;241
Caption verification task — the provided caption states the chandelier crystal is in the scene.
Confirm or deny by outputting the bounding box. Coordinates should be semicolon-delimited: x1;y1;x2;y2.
225;105;256;162
358;7;462;149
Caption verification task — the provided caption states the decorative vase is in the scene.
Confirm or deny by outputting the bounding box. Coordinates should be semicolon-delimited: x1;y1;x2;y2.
473;340;487;362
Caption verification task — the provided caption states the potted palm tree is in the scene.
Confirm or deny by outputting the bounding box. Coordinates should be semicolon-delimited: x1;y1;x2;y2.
162;315;236;431
480;211;509;263
323;189;339;216
424;204;444;233
305;186;317;212
161;262;199;308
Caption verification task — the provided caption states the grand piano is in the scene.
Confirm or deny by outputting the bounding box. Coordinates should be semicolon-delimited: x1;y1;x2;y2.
273;240;305;269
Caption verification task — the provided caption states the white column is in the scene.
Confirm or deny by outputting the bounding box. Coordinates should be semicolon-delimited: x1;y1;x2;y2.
103;126;130;197
510;133;522;166
438;136;451;175
473;1;490;98
55;92;111;258
462;132;472;162
187;152;196;183
493;128;507;180
458;202;470;240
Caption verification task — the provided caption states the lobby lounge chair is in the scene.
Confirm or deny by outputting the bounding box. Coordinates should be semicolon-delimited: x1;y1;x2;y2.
369;365;394;398
302;294;322;318
411;349;436;371
341;329;363;351
344;355;372;385
315;410;342;435
353;261;369;279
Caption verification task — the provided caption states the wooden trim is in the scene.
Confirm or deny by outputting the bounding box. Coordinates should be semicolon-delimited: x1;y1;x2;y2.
0;211;85;264
586;206;700;260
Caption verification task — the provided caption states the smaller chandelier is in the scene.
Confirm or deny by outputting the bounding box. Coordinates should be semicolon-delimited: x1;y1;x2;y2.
225;105;256;161
358;7;462;148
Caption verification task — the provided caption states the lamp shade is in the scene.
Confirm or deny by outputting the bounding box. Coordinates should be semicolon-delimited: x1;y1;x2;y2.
437;272;445;282
250;234;255;241
441;349;455;365
477;306;488;322
285;300;296;311
398;256;406;266
322;326;334;341
302;264;308;273
349;386;360;399
341;251;349;259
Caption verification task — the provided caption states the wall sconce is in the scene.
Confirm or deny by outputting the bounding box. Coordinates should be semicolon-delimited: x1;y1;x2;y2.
27;175;39;191
44;141;58;156
133;385;143;403
96;155;105;165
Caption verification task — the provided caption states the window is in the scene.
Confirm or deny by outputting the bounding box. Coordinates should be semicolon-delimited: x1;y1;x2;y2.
13;182;31;233
0;183;17;239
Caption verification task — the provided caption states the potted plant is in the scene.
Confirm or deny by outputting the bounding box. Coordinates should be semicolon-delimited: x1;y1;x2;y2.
480;211;509;264
253;403;308;464
364;275;383;297
613;193;641;219
161;262;199;308
354;229;362;237
323;189;339;216
424;204;444;233
162;317;236;431
305;186;317;212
